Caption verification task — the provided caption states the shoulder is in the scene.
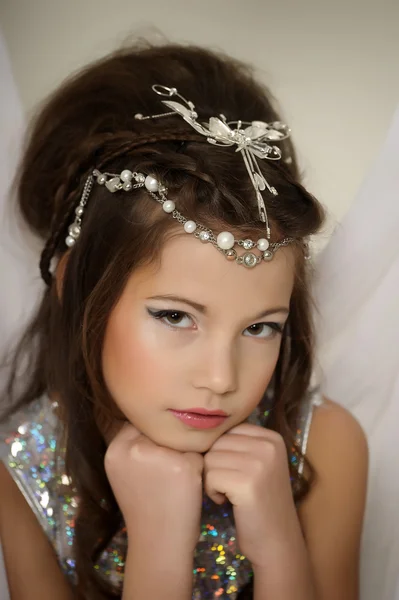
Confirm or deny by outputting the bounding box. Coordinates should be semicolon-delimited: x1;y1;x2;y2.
307;397;368;474
298;398;368;596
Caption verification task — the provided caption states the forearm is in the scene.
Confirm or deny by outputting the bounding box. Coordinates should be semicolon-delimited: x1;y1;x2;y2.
122;544;194;600
253;533;316;600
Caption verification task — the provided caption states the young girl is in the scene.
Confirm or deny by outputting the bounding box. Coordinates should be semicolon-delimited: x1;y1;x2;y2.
0;43;368;600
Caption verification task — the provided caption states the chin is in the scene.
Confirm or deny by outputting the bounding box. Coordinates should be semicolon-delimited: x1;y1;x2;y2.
155;431;220;453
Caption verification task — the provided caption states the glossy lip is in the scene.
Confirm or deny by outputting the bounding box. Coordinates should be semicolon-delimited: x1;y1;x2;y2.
179;407;228;417
169;409;228;430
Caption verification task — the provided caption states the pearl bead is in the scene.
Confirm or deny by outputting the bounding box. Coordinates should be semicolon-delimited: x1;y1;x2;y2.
65;236;76;248
135;113;143;120
145;175;159;192
162;200;175;213
184;220;197;233
75;206;84;216
97;174;107;185
120;170;133;182
123;181;133;191
69;224;81;238
217;231;235;250
257;238;269;251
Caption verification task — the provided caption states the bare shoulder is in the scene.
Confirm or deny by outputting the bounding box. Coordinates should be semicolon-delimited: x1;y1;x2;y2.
308;397;368;463
297;398;368;598
0;461;73;600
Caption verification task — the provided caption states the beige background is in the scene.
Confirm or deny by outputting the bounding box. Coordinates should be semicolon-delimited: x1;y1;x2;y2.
1;0;399;232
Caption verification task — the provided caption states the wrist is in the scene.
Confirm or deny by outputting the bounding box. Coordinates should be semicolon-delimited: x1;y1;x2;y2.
123;546;194;600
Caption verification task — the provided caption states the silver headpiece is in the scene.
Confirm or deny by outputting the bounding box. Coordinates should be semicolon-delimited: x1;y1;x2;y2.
135;85;291;241
64;85;296;268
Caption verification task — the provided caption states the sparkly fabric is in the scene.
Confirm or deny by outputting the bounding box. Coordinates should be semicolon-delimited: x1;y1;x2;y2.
0;390;321;598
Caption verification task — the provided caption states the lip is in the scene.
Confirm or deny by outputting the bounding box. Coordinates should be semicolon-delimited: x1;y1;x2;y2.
169;409;228;430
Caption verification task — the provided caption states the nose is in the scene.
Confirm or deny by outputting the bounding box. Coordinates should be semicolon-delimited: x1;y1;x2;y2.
192;339;238;396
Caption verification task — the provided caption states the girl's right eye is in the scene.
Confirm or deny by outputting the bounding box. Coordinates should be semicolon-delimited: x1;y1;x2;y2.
147;309;195;330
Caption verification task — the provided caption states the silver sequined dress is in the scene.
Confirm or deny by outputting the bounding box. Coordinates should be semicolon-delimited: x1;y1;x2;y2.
0;391;322;598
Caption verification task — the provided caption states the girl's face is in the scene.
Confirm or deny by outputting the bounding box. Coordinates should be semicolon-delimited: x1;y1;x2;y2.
102;233;295;452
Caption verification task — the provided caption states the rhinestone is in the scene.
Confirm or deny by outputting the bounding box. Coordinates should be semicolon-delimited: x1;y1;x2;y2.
135;173;146;183
243;239;254;250
263;250;273;261
123;181;133;191
199;231;211;243
243;253;258;268
225;249;237;261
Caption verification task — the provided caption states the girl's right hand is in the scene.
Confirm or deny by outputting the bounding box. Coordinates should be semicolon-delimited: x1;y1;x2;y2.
104;423;204;555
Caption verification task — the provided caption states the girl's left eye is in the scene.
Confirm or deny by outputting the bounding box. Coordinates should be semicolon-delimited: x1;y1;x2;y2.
243;322;284;339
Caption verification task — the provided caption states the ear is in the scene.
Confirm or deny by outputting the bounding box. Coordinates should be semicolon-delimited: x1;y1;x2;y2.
54;252;70;300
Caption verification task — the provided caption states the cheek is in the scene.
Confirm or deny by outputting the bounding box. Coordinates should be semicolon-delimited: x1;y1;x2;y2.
102;305;171;409
237;340;281;417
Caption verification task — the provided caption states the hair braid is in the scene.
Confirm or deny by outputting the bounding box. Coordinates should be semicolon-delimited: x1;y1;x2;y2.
39;130;205;284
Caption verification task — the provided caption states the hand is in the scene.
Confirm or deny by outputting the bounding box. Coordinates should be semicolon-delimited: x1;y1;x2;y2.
204;423;301;568
104;423;204;555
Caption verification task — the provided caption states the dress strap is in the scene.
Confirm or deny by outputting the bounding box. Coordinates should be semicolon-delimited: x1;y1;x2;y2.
295;388;324;474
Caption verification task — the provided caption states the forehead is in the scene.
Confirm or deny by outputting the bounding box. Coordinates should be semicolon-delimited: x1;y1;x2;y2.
129;233;295;312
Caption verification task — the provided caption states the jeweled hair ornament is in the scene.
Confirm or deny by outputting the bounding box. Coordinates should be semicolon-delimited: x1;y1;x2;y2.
65;168;293;269
135;84;291;241
64;84;297;269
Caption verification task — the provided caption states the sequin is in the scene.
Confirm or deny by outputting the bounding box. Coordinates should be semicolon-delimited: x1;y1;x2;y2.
0;390;322;598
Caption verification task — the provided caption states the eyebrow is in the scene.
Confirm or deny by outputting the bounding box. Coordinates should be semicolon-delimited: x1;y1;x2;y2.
147;294;289;321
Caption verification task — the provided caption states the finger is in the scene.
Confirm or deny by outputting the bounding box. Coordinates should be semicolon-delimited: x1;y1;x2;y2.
205;450;249;472
205;467;239;506
227;423;271;438
211;432;268;454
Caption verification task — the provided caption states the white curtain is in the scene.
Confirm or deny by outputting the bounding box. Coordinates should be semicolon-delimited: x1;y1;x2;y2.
0;28;41;386
315;106;399;600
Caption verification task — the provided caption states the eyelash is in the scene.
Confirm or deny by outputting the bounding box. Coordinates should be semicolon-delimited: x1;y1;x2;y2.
147;309;284;339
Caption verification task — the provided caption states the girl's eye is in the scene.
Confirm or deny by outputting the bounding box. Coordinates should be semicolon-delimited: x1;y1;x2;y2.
244;322;284;339
147;309;194;329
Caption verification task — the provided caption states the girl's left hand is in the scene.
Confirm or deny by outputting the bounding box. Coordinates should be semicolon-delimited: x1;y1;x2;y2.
204;423;302;568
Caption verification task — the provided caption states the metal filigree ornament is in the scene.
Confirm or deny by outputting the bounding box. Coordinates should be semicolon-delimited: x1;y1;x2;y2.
65;84;296;268
136;85;291;242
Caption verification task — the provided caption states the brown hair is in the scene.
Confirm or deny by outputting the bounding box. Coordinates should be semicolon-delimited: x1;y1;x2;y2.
3;42;324;598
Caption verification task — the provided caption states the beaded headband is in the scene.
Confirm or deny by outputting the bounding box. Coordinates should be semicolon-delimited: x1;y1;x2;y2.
65;169;293;268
